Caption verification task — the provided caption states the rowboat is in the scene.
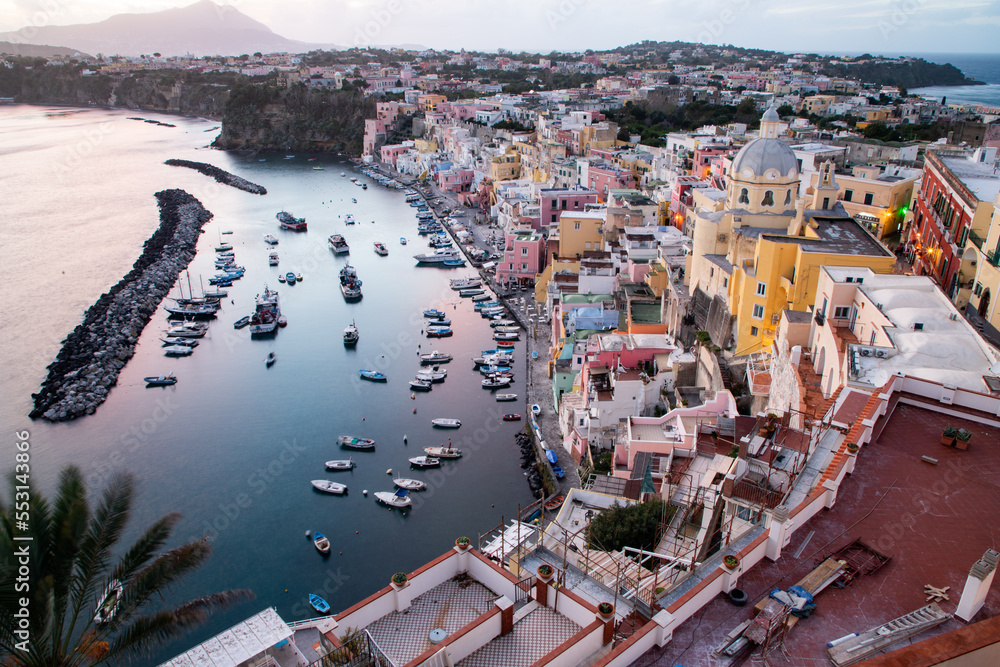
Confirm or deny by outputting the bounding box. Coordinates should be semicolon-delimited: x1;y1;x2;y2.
310;594;330;614
495;393;518;401
313;531;331;554
409;456;440;468
431;418;461;428
359;369;387;381
393;478;427;491
502;414;522;421
338;435;375;450
311;480;348;495
144;374;177;386
325;459;355;471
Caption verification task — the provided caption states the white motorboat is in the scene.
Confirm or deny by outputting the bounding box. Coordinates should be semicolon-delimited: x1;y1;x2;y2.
450;277;482;290
325;459;355;471
416;370;447;383
94;579;123;624
409;456;440;468
163;345;194;356
419;351;452;364
393;478;427;491
431;418;461;428
482;377;511;388
311;480;348;495
269;251;279;266
161;337;199;347
264;234;279;245
410;378;432;391
423;446;462;458
144;374;177;386
343;321;359;346
495;393;518;401
375;489;412;508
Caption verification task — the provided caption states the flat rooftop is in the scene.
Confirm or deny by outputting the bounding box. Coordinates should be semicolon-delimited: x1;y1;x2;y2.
940;155;1000;204
762;215;893;257
639;402;1000;666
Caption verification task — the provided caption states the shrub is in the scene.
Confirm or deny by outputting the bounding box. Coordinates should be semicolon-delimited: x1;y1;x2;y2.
391;572;407;585
586;498;673;553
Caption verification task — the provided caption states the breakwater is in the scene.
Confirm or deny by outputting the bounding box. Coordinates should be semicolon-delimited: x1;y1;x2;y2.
164;159;267;195
30;189;213;421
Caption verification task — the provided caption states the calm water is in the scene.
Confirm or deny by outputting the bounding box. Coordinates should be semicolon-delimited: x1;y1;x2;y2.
909;52;1000;107
0;106;534;663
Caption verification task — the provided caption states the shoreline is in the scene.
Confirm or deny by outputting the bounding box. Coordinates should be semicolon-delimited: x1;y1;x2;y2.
164;159;268;195
30;189;213;421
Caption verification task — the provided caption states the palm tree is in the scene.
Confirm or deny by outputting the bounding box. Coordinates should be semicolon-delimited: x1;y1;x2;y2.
0;466;253;666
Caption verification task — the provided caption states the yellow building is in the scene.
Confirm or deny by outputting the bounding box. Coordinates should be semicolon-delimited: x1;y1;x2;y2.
535;258;581;303
417;94;447;112
490;147;522;181
800;95;835;116
557;210;606;258
965;193;1000;330
414;139;438;153
729;213;897;356
806;165;918;241
579;123;619;155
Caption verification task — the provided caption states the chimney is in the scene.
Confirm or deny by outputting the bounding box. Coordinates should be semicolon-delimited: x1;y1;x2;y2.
956;549;999;622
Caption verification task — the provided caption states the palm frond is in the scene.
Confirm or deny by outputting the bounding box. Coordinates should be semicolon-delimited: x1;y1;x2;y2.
102;590;254;663
46;467;90;653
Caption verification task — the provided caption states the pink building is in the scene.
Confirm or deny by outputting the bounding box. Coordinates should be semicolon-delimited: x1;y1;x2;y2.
586;164;635;202
379;142;411;166
539;187;599;228
436;168;475;193
497;229;546;288
376;101;401;122
364;118;388;157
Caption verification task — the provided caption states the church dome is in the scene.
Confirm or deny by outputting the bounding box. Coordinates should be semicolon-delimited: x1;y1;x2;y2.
731;138;798;180
761;106;780;123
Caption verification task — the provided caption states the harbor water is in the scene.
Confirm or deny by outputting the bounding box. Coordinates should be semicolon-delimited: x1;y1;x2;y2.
0;106;536;663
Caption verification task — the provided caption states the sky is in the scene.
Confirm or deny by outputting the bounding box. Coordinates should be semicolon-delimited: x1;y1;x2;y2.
1;0;999;55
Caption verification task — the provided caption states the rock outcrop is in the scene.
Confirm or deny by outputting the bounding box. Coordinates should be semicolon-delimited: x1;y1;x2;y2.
30;189;212;421
164;159;267;194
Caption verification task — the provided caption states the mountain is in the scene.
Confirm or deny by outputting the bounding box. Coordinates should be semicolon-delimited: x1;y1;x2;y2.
0;41;92;58
0;0;333;57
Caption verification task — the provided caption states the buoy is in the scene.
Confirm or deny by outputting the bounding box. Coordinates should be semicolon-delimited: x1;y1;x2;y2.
362;417;366;421
386;469;392;475
340;552;343;555
362;491;367;496
403;435;408;442
285;589;288;592
413;407;417;413
305;530;311;538
356;530;360;534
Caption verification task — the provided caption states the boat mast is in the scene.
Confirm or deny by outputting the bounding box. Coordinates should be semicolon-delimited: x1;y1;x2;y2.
187;272;194;300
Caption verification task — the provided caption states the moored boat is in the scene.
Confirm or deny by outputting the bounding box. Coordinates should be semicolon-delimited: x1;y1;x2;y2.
482;377;511;388
313;531;331;554
338;435;375;450
94;580;123;624
409;378;432;391
339;263;363;300
163;345;194;356
423;308;446;319
265;352;276;366
343;321;359;346
359;369;387;381
431;418;461;428
419;351;452;364
502;413;522;421
325;459;355;471
424;446;462;458
234;316;251;329
545;495;565;512
249;286;280;335
394;478;427;491
450;277;482;290
329;234;350;254
408;456;440;468
375;489;412;508
426;326;452;338
268;251;279;266
144;374;177;386
310;594;331;614
264;234;278;245
285;272;297;285
495;393;518;401
311;480;348;495
374;242;388;256
277;210;307;231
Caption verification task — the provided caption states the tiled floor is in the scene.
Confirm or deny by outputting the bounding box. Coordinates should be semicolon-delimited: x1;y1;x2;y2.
365;577;498;665
456;606;581;667
635;403;1000;666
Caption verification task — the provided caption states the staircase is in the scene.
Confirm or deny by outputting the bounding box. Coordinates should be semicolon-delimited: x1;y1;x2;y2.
717;355;736;394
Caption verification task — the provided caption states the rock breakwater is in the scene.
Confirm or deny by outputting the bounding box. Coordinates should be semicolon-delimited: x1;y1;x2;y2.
164;159;267;195
30;189;213;421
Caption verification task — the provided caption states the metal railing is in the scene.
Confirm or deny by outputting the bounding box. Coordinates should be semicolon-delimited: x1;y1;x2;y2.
307;629;396;667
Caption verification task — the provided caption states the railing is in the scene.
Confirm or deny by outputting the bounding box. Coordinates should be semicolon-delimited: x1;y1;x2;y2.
968;230;986;251
307;629;396;667
987;248;1000;268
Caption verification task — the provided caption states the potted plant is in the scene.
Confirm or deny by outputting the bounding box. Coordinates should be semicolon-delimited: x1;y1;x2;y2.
390;572;408;590
723;555;740;570
847;443;860;454
597;601;615;622
455;536;471;551
956;428;972;450
537;563;554;583
942;426;958;446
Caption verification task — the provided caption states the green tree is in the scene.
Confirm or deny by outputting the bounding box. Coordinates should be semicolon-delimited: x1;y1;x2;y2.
587;498;672;553
0;466;253;666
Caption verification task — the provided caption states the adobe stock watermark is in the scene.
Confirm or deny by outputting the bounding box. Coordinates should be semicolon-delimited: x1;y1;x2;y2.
877;0;922;39
85;395;181;489
353;0;411;48
56;117;123;173
546;0;588;30
696;0;753;45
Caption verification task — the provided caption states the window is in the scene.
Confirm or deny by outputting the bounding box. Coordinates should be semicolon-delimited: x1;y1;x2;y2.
863;192;874;206
739;188;749;204
822;197;830;209
574;222;581;230
834;306;851;319
821;297;828;317
561;200;567;210
520;263;528;270
552;214;558;223
734;504;760;524
752;304;765;319
585;242;591;249
710;267;715;278
844;189;853;202
870;330;877;345
762;190;774;207
756;281;767;296
751;326;759;336
723;277;729;288
784;190;792;206
521;247;528;256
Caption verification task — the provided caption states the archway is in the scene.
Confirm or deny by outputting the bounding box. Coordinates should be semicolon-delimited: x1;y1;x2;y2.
980;288;991;319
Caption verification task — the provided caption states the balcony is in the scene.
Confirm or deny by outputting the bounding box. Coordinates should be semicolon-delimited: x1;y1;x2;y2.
968;230;986;251
987;249;1000;268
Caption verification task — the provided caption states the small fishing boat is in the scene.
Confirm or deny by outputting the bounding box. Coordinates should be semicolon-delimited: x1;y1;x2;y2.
144;374;177;386
309;594;331;614
532;404;541;416
203;289;228;298
359;369;387;381
545;495;565;512
374;242;388;256
409;378;432;391
482;377;511;388
278;274;286;283
545;449;557;465
94;580;123;624
471;294;493;303
325;459;355;471
278;316;287;328
459;288;485;297
285;272;297;285
160;337;198;347
343;321;359;346
215;243;233;252
431;418;461;428
419;351;452;364
313;531;331;554
494;332;519;341
338;435;375;450
345;214;355;225
393;478;427;491
423;308;446;319
495;393;518;401
450;277;482;290
375;489;411;509
313;166;324;171
424;446;462;459
400;237;408;245
426;326;452;338
431;318;451;326
479;365;512;375
329;234;350;254
415;370;447;383
269;252;279;266
443;258;466;267
266;352;276;367
496;341;516;349
490;319;517;327
264;234;278;245
221;230;233;235
502;414;522;421
552;465;565;480
408;456;441;468
163;345;194;356
311;480;348;495
234;316;251;329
